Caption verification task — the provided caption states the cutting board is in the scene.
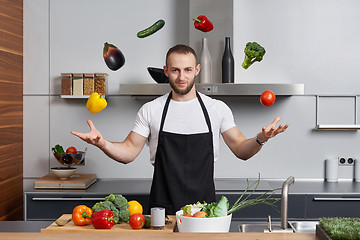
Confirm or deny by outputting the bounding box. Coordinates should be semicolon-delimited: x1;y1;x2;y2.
34;174;97;189
41;214;176;233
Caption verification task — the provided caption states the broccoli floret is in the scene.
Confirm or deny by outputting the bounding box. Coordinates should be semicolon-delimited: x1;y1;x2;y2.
102;194;130;223
105;194;129;210
242;42;266;69
92;200;120;223
118;208;130;223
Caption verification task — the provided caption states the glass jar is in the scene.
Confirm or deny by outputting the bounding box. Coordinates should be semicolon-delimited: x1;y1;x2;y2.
83;73;95;96
61;73;72;95
72;73;84;95
95;73;107;96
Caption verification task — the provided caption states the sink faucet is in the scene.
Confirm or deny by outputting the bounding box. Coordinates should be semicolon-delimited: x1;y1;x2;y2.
281;176;295;229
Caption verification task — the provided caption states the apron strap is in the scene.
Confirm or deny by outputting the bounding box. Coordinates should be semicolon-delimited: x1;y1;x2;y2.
196;91;212;133
159;92;172;132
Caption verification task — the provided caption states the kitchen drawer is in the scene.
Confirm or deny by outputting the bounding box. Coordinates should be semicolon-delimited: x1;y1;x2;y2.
217;194;305;221
24;193;150;221
305;194;360;219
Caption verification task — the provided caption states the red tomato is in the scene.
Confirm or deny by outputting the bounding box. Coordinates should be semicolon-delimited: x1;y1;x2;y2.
129;213;145;230
182;214;193;217
260;90;276;107
66;146;77;154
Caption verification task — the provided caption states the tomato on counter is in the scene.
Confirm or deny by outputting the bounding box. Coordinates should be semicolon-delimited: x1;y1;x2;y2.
129;213;145;230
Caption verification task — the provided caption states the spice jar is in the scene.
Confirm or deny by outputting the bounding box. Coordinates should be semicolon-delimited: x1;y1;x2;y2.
95;73;107;96
72;73;84;95
61;73;72;95
83;73;95;96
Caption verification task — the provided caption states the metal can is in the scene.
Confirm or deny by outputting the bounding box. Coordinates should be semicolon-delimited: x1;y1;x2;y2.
151;207;165;230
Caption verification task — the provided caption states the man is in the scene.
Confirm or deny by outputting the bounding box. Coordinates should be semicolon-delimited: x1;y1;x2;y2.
71;44;288;214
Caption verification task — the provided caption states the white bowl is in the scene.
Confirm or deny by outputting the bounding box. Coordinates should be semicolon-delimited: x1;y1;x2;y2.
175;208;232;232
50;167;76;179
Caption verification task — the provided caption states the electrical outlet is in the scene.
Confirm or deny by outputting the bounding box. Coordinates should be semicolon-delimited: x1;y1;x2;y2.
338;157;355;166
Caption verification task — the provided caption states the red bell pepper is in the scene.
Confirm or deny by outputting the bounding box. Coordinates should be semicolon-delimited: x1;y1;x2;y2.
193;15;214;32
91;209;116;229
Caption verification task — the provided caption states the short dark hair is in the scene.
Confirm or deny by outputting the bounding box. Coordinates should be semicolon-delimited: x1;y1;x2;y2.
166;44;197;66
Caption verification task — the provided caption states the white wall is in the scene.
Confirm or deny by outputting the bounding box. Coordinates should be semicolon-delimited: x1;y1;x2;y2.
24;0;360;180
234;0;360;95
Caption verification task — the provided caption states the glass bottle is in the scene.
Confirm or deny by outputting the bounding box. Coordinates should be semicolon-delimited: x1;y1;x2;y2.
222;37;234;83
200;38;212;84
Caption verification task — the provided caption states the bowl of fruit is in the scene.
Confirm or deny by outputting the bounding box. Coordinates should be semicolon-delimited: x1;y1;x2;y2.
52;144;85;166
176;208;232;233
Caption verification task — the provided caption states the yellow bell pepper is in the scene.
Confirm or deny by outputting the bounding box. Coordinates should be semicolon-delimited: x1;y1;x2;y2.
86;92;107;113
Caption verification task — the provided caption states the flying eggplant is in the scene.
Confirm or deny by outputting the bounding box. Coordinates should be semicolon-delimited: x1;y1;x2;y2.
103;42;125;71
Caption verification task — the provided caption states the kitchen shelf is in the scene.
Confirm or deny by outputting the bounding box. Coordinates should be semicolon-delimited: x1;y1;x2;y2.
61;72;107;98
315;95;359;130
60;95;90;99
60;95;105;99
119;83;305;96
316;125;360;130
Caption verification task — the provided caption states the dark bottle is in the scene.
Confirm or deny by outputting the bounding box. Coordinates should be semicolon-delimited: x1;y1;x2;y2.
222;37;234;83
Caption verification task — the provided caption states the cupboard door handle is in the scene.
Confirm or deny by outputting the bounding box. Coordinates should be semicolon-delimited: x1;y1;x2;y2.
313;197;360;201
32;198;105;201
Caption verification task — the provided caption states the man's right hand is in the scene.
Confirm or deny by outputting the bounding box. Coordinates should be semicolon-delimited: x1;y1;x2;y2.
71;120;106;149
71;120;147;164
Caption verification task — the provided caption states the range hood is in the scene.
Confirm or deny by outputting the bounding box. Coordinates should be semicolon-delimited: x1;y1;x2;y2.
119;83;304;96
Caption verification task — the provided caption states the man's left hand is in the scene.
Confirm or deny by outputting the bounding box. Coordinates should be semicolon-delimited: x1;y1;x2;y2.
258;116;288;142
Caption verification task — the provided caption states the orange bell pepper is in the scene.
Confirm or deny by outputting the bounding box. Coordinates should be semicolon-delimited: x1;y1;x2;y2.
72;205;93;226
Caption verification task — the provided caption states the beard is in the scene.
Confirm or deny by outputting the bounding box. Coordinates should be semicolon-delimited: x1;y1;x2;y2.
169;78;195;95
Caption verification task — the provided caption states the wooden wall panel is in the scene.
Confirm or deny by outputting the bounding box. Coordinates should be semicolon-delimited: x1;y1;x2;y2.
0;51;23;82
0;0;23;220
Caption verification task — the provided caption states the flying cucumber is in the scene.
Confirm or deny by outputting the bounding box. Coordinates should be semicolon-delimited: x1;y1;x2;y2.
137;19;165;38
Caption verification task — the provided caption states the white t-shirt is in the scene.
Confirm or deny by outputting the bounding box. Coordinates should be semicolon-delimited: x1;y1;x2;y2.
132;92;236;164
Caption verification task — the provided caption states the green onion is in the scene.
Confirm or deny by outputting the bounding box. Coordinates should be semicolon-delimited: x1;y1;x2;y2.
227;174;280;215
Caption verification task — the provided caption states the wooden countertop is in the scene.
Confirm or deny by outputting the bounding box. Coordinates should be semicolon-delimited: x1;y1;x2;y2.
0;232;317;240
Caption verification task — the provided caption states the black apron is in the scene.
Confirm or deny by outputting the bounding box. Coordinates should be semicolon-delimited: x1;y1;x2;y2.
149;92;216;215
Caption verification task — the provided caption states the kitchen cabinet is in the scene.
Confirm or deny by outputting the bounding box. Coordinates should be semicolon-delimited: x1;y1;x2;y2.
305;194;360;219
26;192;305;222
24;179;360;221
24;193;150;221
